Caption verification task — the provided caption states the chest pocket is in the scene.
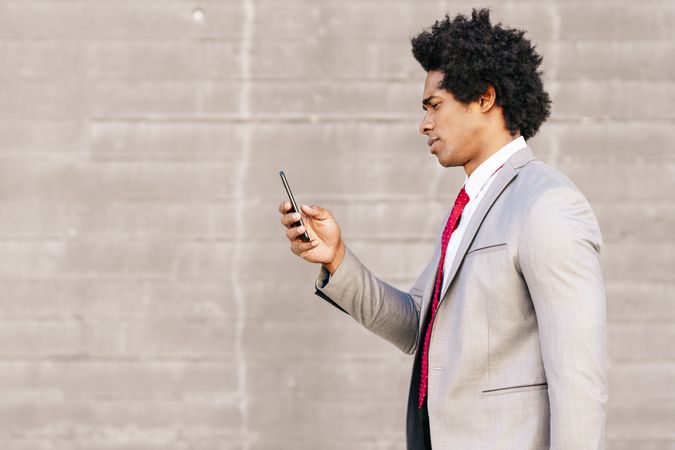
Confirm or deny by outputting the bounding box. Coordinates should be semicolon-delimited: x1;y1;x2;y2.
466;242;507;256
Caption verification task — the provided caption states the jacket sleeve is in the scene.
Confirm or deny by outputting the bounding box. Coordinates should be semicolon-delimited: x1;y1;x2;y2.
313;247;435;355
518;187;609;450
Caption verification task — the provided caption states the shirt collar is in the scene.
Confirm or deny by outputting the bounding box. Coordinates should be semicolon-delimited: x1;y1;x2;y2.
464;136;527;200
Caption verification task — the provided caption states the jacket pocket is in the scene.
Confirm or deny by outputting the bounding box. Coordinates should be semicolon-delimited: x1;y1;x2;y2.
482;382;548;397
466;242;507;256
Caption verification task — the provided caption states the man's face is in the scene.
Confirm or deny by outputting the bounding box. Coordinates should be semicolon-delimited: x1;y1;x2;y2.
419;70;483;169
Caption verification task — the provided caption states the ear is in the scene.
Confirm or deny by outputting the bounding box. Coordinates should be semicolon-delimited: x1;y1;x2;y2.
477;84;497;113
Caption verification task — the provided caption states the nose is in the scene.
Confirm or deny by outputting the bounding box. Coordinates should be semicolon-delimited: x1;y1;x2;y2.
419;113;433;136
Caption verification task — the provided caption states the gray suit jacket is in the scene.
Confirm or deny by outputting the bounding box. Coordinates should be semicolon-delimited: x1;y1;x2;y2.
314;148;608;449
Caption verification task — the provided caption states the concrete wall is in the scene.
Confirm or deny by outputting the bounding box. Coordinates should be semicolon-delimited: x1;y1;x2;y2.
0;0;672;448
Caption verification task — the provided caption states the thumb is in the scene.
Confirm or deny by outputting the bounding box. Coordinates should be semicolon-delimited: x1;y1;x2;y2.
301;204;330;220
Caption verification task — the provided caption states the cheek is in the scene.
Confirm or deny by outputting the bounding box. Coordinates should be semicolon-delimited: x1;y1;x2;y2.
438;120;463;145
443;114;474;141
437;111;461;136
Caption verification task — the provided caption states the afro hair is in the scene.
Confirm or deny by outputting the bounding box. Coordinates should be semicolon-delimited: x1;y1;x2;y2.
411;8;551;140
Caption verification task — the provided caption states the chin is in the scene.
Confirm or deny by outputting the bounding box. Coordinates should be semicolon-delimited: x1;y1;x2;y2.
437;154;462;168
437;158;453;168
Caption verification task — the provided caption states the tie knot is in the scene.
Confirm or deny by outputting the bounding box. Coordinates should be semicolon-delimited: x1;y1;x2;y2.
455;187;470;208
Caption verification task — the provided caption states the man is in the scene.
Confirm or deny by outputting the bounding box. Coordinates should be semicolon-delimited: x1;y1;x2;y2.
279;9;607;450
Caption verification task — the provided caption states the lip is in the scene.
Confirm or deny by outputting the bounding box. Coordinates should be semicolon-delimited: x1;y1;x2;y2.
428;138;439;152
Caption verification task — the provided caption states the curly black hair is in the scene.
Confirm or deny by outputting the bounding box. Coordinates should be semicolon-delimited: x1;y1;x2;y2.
411;8;551;140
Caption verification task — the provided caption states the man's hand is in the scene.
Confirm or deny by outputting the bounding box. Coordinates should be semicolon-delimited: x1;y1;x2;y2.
278;201;346;274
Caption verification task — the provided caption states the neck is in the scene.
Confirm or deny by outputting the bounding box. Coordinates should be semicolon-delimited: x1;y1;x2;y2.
464;131;520;177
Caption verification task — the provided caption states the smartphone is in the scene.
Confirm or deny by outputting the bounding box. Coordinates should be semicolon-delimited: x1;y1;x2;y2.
279;170;311;242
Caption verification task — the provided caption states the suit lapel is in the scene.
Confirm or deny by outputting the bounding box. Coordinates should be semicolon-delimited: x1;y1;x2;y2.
439;147;536;300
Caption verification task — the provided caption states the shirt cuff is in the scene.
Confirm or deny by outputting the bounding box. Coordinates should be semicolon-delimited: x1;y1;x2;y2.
317;266;331;288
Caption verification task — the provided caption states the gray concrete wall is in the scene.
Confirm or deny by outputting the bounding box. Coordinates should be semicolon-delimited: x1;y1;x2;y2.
0;0;672;448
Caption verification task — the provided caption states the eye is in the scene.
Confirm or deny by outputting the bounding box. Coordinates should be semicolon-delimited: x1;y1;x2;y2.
431;103;440;110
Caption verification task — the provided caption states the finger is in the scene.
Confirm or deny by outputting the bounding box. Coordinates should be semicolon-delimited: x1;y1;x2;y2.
286;224;306;241
278;201;292;214
301;204;331;219
291;238;319;255
280;211;301;227
298;240;321;258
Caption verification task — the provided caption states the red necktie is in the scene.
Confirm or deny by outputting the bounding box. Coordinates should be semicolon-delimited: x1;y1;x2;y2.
418;186;470;409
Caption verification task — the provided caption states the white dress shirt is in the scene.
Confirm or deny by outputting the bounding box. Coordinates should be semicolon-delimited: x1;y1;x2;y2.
440;136;527;297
